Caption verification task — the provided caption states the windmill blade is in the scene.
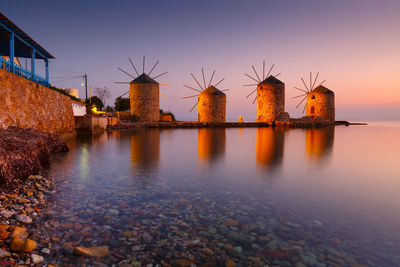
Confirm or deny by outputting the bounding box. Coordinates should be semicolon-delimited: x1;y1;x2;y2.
148;60;159;76
302;102;307;113
263;60;265;80
221;89;229;91
117;90;130;98
160;84;170;86
252;95;257;105
245;73;259;83
118;68;135;79
142;55;145;74
252;65;261;82
184;84;202;93
246;88;257;98
315;80;326;88
114;81;130;84
296;96;307;109
201;68;207;90
309;72;312;91
295;87;308;93
311;72;319;91
129;58;140;76
182;95;198;99
214;78;225;87
152;72;168;79
266;64;275;78
191;73;204;90
292;94;307;99
160;93;166;99
208;70;215;87
301;78;309;92
274;73;281;78
189;102;198;112
243;84;258;87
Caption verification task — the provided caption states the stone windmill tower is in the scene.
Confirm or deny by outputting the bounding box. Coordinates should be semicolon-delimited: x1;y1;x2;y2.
182;69;228;122
116;56;167;122
244;61;285;124
293;72;335;123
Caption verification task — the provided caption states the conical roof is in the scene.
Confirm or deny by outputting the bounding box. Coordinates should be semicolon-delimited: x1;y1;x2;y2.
260;75;284;85
312;85;334;94
200;85;225;96
131;73;158;84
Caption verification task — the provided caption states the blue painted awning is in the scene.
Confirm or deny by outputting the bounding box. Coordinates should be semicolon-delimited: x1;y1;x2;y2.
0;12;54;60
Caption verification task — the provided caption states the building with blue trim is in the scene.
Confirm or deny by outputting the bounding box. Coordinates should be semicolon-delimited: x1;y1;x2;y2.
0;12;54;87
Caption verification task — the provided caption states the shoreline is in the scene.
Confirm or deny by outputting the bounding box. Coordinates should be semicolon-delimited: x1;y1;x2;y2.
0;174;55;266
107;120;366;131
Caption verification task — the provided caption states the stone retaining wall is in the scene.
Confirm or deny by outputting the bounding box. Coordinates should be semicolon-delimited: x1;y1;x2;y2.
0;68;75;134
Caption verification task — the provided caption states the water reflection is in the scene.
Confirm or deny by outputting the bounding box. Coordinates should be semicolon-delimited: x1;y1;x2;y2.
130;129;160;170
197;128;226;163
43;125;400;266
305;126;334;161
256;127;285;169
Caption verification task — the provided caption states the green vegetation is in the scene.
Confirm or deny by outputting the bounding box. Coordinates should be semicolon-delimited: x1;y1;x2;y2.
85;96;104;110
114;97;130;111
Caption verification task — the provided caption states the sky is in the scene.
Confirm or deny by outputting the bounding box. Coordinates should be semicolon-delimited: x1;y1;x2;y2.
3;0;400;121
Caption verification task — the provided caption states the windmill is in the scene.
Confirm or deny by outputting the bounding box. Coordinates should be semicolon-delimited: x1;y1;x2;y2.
182;68;228;122
243;61;285;123
293;72;325;113
115;56;168;122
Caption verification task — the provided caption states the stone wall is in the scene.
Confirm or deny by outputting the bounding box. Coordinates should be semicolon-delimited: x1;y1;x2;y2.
198;94;226;122
75;115;107;134
130;83;159;122
256;83;285;124
0;68;75;134
306;89;335;123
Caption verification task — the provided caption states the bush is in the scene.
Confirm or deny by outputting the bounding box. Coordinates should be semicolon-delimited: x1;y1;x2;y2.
85;96;104;110
115;97;130;111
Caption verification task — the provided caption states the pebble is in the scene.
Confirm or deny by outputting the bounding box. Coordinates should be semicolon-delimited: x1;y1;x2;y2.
0;210;15;218
0;248;11;259
31;254;44;264
41;247;51;255
74;246;110;258
16;214;32;224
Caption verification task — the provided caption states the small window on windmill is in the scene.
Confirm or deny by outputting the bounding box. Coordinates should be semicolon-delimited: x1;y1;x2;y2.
312;95;315;99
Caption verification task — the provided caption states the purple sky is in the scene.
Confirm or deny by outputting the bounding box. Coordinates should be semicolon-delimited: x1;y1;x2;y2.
3;0;400;121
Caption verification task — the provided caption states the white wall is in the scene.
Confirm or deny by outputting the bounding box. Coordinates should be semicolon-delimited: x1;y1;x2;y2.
72;102;86;116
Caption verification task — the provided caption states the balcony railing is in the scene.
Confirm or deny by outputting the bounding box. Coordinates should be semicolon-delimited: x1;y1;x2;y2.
0;57;49;87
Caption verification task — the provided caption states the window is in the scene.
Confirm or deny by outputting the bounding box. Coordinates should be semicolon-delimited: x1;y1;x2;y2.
312;95;315;99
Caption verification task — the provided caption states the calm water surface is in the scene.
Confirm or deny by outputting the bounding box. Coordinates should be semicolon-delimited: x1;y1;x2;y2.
37;123;400;266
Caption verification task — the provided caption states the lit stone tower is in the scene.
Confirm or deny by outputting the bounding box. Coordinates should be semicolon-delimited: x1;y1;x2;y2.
198;86;226;122
306;85;335;123
294;72;334;123
130;74;159;122
117;56;167;122
256;76;285;123
244;61;285;124
183;68;228;122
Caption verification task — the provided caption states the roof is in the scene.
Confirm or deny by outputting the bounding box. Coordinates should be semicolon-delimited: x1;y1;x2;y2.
312;85;334;94
260;75;284;85
200;85;225;96
131;73;158;84
0;13;54;59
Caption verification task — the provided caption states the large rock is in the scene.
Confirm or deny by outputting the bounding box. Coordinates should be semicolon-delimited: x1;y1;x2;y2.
10;237;37;252
74;246;109;258
0;127;68;186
